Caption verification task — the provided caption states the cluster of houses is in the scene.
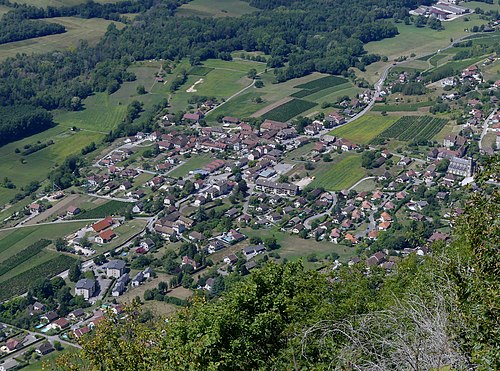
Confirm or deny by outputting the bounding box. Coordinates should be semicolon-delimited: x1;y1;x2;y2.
410;1;471;20
74;259;154;300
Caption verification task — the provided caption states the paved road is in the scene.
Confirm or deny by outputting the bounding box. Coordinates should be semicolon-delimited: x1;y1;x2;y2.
304;192;337;229
479;108;497;152
348;176;377;191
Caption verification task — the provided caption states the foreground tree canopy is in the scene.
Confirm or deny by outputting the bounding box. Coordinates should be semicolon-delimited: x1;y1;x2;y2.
54;158;499;370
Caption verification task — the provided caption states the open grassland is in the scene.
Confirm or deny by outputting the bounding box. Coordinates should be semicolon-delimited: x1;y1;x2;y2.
424;55;488;79
330;114;399;144
0;17;124;61
261;99;317;122
365;16;489;60
375;116;448;142
309;154;366;191
168;59;265;113
465;1;500;12
240;228;355;262
168;154;214;178
0;126;103;190
175;0;258;18
482;58;500;81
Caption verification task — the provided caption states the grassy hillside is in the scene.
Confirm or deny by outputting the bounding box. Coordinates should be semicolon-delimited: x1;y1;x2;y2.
0;17;124;61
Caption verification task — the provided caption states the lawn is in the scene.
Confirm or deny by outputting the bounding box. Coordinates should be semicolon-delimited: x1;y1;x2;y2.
329;114;400;144
175;0;258;18
168;154;214;178
309;154;367;191
95;219;148;253
261;99;317;122
0;17;124;61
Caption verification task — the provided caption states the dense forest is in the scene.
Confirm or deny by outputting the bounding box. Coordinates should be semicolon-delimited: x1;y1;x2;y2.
0;106;54;146
0;18;65;44
0;0;433;109
53;160;499;370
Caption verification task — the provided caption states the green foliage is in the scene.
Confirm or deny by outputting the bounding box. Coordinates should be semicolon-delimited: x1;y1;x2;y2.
0;105;54;146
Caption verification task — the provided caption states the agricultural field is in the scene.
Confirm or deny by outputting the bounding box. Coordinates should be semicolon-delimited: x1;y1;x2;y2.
375;116;448;142
74;200;132;219
371;101;433;112
482;58;500;82
309;154;367;191
175;0;258;18
0;254;77;301
291;76;348;98
330;114;400;144
0;17;124;61
168;154;214;178
423;55;488;81
261;99;317;122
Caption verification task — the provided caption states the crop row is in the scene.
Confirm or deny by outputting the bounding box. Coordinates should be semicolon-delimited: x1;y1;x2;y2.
377;116;447;141
262;99;317;122
0;239;51;277
294;75;347;90
0;255;78;301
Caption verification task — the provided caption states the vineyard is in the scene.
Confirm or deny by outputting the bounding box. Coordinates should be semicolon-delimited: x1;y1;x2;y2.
0;255;77;301
0;239;51;277
291;75;348;98
261;99;317;122
375;116;447;142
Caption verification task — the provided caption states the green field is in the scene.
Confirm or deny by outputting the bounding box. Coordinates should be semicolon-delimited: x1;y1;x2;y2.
175;0;258;17
329;114;399;144
309;154;366;191
241;228;355;262
0;126;103;193
0;222;87;265
376;116;448;142
74;200;132;219
168;154;214;178
364;15;490;60
168;59;265;113
0;17;124;61
424;55;488;81
189;66;214;76
261;99;317;122
371;101;433;112
55;62;171;132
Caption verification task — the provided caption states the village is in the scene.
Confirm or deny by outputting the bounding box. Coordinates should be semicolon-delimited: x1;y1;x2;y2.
1;46;499;370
